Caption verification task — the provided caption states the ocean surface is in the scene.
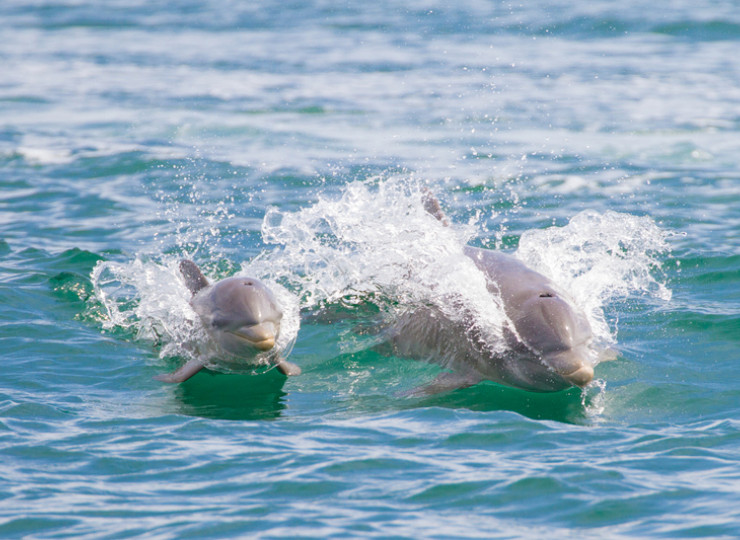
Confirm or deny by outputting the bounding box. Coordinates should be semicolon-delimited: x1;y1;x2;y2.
2;1;739;538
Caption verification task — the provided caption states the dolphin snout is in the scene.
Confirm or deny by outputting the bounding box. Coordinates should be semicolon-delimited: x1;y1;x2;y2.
254;339;275;351
230;322;279;351
251;335;276;351
545;349;594;388
561;364;594;387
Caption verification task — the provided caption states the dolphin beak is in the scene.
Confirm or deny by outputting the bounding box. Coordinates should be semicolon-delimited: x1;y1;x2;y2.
561;364;594;387
545;349;594;388
229;322;278;351
252;336;276;351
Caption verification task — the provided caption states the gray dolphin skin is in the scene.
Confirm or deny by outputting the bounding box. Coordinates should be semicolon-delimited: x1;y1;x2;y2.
387;192;595;395
155;260;301;383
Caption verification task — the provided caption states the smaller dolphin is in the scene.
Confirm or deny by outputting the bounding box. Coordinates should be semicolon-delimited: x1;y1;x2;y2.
155;260;301;383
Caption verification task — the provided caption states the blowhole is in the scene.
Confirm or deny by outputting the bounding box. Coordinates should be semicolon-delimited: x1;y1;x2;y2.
539;292;554;298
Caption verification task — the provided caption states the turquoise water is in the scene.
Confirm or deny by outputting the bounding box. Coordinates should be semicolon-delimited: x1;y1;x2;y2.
2;1;739;538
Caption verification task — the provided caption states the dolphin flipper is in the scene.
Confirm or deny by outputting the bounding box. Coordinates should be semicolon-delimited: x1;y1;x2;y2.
154;358;205;383
275;359;302;376
402;371;482;397
179;259;210;295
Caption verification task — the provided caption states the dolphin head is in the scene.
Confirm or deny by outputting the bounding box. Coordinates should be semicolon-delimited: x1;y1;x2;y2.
510;289;594;390
193;276;283;356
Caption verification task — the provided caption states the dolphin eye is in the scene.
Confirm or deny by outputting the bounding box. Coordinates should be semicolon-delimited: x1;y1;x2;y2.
539;292;554;298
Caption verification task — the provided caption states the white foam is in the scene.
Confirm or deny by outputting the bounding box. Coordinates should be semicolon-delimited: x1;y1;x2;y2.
17;146;73;165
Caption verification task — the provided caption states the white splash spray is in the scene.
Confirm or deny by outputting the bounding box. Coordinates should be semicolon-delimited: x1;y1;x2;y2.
90;174;670;386
251;176;672;365
515;209;672;347
250;176;514;358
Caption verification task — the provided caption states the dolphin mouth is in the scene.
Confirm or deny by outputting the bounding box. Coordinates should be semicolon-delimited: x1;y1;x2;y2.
560;364;594;387
544;349;595;388
228;322;278;351
250;337;276;351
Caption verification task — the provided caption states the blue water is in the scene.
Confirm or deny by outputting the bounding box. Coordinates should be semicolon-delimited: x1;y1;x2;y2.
2;1;739;538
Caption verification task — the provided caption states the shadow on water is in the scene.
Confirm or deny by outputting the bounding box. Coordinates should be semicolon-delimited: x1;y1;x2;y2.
316;351;595;425
408;383;591;424
168;368;288;421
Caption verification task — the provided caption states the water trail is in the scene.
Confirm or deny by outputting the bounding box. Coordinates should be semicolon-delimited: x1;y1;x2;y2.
582;379;608;420
90;174;670;384
250;176;514;359
252;176;672;365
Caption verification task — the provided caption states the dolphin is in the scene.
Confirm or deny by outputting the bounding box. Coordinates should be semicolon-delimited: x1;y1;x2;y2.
155;259;301;383
386;192;595;395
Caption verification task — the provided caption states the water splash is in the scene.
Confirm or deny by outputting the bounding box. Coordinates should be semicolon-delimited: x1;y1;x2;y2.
151;158;239;260
253;176;671;367
251;176;514;359
90;175;670;387
515;209;672;347
582;379;608;420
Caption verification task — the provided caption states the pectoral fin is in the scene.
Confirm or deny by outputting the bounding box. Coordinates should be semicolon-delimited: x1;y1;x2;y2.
154;359;205;383
401;371;482;397
275;359;302;376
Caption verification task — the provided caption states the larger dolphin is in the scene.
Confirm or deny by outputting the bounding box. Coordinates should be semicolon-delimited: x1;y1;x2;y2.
386;192;595;394
155;260;301;383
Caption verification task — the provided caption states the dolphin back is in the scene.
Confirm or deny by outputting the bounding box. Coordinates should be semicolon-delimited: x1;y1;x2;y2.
179;259;210;295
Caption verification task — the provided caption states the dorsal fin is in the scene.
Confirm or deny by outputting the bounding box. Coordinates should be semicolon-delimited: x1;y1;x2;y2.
421;188;450;227
179;259;210;295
